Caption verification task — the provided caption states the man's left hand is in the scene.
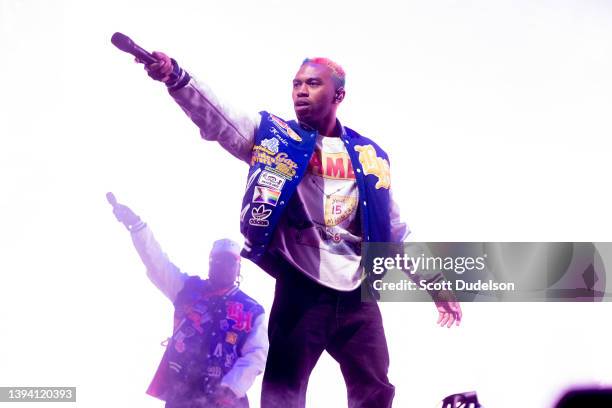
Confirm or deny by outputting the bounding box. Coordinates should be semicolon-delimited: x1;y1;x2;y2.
211;386;238;408
435;300;462;328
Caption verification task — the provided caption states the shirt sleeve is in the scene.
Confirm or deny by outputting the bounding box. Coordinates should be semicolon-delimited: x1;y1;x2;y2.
169;76;259;164
130;225;188;303
220;313;269;398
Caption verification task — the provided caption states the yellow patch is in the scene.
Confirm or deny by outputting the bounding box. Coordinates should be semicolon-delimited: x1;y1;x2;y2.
354;145;390;189
250;150;298;179
270;114;302;142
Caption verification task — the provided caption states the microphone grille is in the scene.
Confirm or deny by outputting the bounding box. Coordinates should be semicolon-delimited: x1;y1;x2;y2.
111;32;133;52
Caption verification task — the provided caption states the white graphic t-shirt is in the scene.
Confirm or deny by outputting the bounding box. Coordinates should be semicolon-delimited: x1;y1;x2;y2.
271;134;364;291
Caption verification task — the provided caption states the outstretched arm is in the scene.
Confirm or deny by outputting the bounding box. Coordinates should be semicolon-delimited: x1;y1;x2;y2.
107;192;187;302
138;51;258;163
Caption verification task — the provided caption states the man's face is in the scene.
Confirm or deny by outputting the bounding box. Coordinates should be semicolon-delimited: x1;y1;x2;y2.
208;251;239;288
292;63;338;126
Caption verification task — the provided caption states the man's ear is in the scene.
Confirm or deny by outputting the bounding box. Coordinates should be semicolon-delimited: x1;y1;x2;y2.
334;87;346;104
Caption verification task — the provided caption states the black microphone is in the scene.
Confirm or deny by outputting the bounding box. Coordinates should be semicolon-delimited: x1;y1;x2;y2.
111;32;157;65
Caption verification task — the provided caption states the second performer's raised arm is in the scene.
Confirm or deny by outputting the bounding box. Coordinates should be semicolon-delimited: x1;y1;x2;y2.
107;192;188;303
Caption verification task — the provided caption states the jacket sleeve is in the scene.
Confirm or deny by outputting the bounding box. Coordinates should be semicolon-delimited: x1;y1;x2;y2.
168;76;259;164
389;186;443;284
130;225;188;303
389;187;411;243
220;313;269;398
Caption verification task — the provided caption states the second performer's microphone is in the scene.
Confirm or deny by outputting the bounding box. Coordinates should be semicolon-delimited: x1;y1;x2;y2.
111;32;157;65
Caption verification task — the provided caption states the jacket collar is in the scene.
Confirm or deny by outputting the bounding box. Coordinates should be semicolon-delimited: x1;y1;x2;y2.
297;118;347;138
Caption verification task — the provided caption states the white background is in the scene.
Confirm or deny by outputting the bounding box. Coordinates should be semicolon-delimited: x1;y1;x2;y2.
1;0;612;407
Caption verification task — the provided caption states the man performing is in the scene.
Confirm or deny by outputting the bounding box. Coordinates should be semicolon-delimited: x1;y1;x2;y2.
130;52;462;408
107;192;268;408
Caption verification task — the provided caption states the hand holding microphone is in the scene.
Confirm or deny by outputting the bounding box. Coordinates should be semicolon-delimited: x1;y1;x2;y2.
143;51;174;82
111;32;179;84
106;192;145;232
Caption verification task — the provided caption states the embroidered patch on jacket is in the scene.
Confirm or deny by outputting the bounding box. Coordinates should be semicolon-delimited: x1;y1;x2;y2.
248;205;271;227
268;126;289;145
225;354;236;368
207;366;223;378
354;145;391;189
173;331;186;353
225;301;254;332
258;170;286;190
225;331;238;345
261;138;280;154
252;186;280;206
270;114;303;142
250;148;298;180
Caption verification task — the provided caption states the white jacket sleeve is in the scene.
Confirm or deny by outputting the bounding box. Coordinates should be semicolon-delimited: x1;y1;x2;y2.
389;187;411;243
169;77;259;164
388;187;444;284
130;225;188;303
220;313;269;398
